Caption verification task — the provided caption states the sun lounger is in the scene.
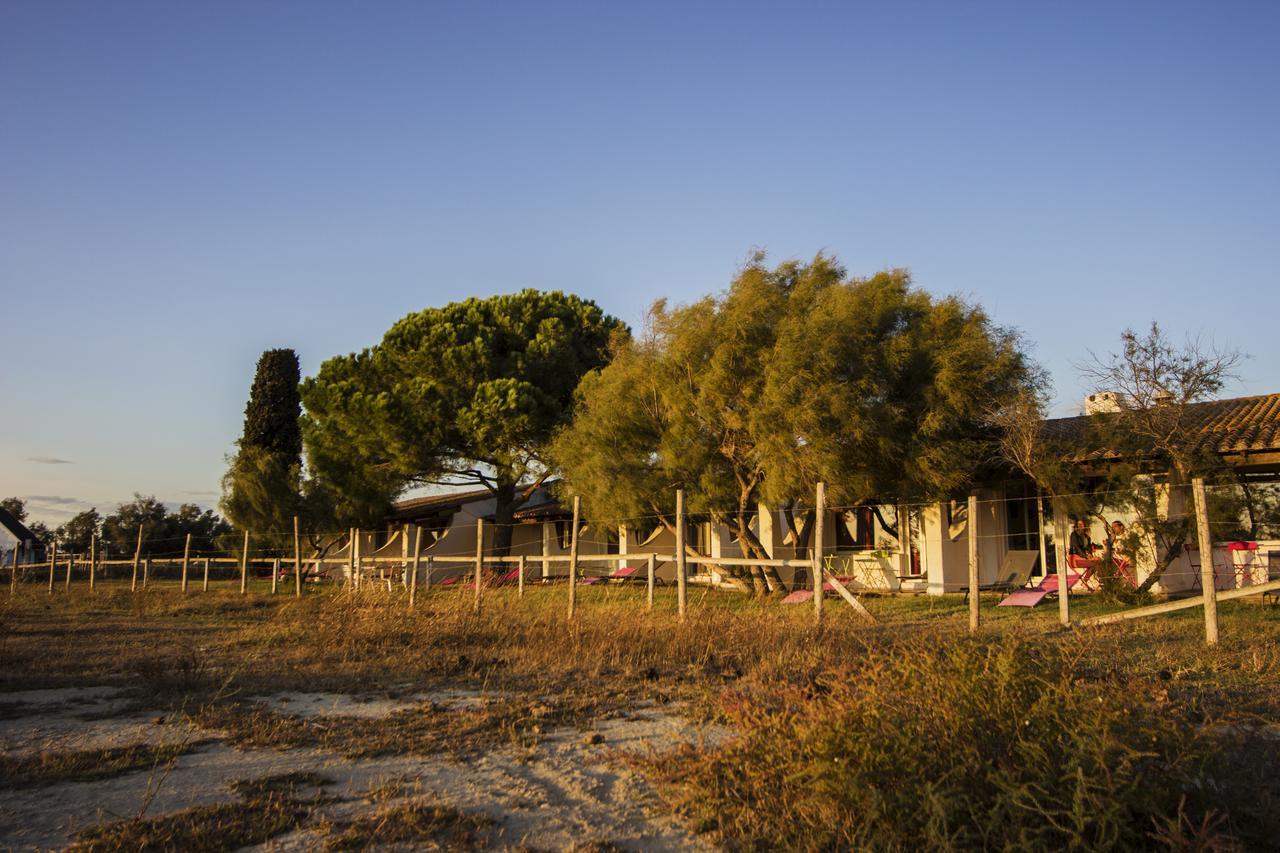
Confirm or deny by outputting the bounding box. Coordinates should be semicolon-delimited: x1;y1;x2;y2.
997;569;1083;607
579;566;641;585
962;550;1039;602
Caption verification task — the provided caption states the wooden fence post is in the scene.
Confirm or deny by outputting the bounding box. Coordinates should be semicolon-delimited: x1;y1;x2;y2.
647;553;656;611
64;554;72;592
293;516;302;598
517;554;526;599
968;493;980;633
9;545;17;595
813;482;826;624
355;529;362;591
47;541;56;594
239;531;250;595
425;555;433;593
675;489;687;621
203;557;210;592
1052;497;1070;626
181;533;191;594
567;496;580;618
347;528;355;590
408;526;421;608
89;536;96;593
143;557;150;589
131;525;142;592
1192;477;1219;647
271;558;280;594
474;518;484;612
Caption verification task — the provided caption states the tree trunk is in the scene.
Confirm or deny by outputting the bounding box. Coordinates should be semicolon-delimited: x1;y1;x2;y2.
783;503;816;559
491;480;517;556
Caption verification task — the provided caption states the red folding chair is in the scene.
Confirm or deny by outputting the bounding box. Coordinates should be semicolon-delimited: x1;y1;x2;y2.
1227;541;1259;586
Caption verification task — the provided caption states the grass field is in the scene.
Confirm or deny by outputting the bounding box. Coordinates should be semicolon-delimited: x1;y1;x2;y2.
0;580;1277;849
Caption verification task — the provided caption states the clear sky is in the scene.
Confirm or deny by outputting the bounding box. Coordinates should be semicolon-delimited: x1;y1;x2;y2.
2;1;1278;526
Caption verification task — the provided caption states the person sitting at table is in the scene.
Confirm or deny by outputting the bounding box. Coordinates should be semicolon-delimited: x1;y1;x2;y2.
1104;520;1136;584
1068;518;1094;559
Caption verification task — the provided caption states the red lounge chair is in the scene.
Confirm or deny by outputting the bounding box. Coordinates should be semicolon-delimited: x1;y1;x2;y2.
998;570;1082;607
580;566;641;585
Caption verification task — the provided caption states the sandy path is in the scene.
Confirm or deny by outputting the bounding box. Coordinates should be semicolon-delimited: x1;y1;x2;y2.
0;687;725;851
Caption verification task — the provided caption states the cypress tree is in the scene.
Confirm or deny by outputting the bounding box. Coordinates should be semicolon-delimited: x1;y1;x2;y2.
221;349;304;532
241;349;302;459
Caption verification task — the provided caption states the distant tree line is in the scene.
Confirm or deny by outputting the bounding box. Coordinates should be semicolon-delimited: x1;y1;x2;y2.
1;495;230;559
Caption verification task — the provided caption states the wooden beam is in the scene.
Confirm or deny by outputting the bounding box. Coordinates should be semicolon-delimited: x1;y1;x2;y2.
823;572;876;622
1082;579;1280;626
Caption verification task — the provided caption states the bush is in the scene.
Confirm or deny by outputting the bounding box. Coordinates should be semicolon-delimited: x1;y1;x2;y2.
655;633;1280;850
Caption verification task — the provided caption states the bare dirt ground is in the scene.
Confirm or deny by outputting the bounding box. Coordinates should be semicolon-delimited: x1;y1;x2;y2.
0;684;731;851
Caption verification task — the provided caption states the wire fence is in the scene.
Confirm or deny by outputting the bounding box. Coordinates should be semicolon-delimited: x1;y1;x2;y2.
5;476;1279;644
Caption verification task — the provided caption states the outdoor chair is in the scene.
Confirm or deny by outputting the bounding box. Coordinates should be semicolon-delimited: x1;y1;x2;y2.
579;565;641;585
962;550;1039;603
998;568;1084;608
1227;541;1260;586
1184;543;1228;592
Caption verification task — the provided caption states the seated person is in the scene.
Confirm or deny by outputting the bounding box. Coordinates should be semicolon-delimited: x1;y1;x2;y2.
1104;520;1136;584
1068;519;1094;560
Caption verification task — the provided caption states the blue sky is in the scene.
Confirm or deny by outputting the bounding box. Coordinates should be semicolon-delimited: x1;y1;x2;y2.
2;1;1278;525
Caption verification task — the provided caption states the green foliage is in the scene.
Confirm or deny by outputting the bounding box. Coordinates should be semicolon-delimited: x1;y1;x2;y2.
240;349;303;458
55;509;101;554
301;290;624;545
100;495;230;557
552;254;1033;582
222;349;308;533
1;497;27;523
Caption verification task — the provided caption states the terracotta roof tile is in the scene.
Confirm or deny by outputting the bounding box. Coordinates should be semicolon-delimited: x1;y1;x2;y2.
1044;392;1280;459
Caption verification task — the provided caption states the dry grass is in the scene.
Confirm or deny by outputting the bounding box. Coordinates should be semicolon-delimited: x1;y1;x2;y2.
318;799;493;851
4;582;1279;848
69;771;328;852
0;740;209;790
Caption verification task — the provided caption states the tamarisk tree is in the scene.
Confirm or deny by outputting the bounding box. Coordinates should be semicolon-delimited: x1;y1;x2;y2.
552;253;1034;594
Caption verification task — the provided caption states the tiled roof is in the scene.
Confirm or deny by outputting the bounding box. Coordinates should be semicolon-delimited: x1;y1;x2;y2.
1043;393;1280;460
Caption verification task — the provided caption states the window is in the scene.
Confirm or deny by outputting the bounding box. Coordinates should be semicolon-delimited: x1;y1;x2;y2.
833;509;873;550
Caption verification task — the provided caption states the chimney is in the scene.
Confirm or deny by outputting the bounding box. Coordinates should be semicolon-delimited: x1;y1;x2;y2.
1084;391;1121;415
